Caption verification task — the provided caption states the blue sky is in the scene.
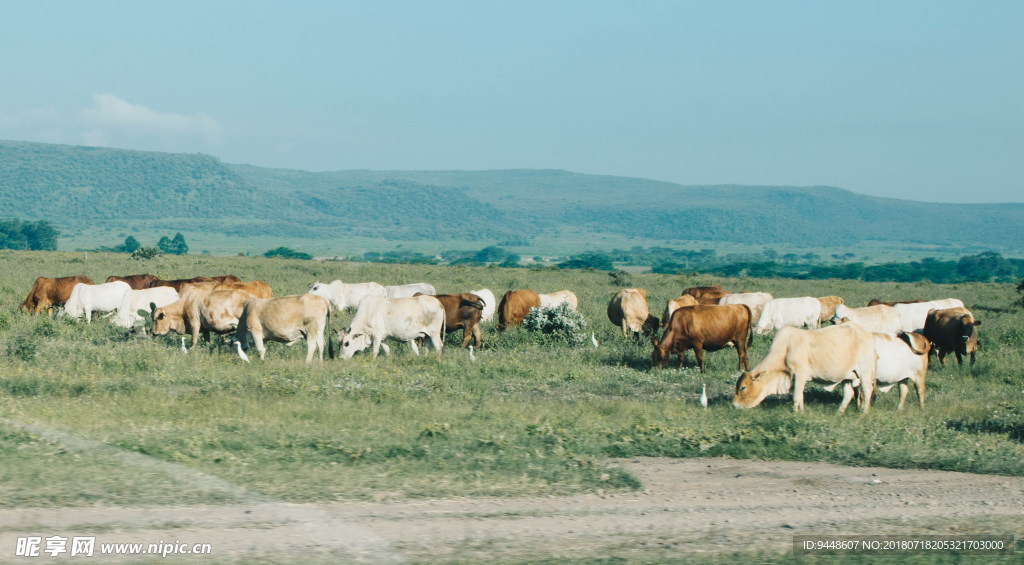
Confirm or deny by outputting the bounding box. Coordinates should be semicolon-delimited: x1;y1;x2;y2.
2;1;1021;203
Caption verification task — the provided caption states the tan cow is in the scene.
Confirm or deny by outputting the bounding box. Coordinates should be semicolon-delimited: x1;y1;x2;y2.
662;294;699;326
816;295;844;324
497;289;541;330
831;304;902;334
607;288;659;339
733;322;876;413
922;307;981;367
235;294;331;363
150;285;260;347
539;290;579;310
652;304;753;372
20;275;94;315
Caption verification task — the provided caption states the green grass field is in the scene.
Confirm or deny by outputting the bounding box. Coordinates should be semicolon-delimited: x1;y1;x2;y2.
1;250;1022;563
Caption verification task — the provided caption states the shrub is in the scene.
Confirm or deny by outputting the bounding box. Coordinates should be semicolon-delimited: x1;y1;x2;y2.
130;247;161;260
520;303;588;346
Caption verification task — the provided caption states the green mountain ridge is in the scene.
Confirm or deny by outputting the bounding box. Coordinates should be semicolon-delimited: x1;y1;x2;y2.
2;139;1021;253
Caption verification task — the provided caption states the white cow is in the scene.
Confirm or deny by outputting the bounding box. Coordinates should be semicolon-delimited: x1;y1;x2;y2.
336;295;445;358
384;282;436;298
831;304;902;334
753;297;822;335
871;331;930;410
538;290;578;310
719;292;773;324
470;288;497;323
112;286;180;328
61;281;131;323
893;298;964;333
308;280;386;312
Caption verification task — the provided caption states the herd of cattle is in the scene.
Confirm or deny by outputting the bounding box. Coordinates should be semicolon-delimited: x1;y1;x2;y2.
18;275;981;413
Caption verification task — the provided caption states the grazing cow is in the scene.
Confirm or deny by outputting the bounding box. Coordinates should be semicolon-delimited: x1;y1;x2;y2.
732;322;876;413
149;275;241;292
111;286;180;328
816;296;844;324
683;286;729;305
753;297;822;335
336;295;445;358
718;292;773;324
662;294;699;326
651;304;753;372
419;292;486;348
150;286;259;347
235;294;331;363
308;280;386;312
105;274;159;290
497;289;541;330
20;275;94;315
867;298;927;307
470;288;497;323
608;288;660;340
831;304;902;333
62;281;131;323
921;306;981;367
384;282;436;298
539;290;579;310
893;298;964;333
871;332;930;410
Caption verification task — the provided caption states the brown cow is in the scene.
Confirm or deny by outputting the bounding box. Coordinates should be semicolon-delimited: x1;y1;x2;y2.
20;275;94;314
497;289;541;330
149;275;242;292
418;292;485;348
867;298;927;307
105;274;158;290
651;304;753;372
921;306;981;367
683;286;729;305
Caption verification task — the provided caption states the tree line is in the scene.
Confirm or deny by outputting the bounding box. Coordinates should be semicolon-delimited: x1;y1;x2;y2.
0;219;58;251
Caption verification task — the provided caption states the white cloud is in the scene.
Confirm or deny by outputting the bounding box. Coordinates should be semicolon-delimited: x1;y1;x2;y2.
79;93;223;145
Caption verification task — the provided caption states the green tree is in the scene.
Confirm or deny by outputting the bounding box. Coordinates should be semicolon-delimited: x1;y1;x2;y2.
264;247;313;260
123;235;141;253
158;233;189;255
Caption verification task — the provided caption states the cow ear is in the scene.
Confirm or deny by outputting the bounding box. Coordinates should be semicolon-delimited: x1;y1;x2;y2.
136;309;150;318
973;319;982;326
343;326;351;333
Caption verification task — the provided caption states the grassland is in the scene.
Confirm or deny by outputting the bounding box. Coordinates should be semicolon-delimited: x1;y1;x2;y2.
1;250;1022;562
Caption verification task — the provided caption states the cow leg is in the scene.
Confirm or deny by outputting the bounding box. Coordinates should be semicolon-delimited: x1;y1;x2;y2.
969;351;976;366
955;350;964;367
253;333;267;361
694;346;706;373
621;320;630;339
471;324;482;348
792;376;806;411
856;370;873;414
897;382;909;411
408;339;420;356
460;328;472;348
937;350;947;367
915;375;926;408
737;341;750;371
838;382;855;414
430;332;444;353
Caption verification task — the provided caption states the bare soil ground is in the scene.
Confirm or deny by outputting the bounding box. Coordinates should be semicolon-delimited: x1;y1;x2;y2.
3;457;1023;563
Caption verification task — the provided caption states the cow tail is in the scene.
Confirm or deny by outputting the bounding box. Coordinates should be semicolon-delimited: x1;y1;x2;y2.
744;304;754;347
326;305;336;360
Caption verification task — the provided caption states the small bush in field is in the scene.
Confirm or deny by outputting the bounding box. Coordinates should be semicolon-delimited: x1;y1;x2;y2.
130;247;161;260
521;303;588;345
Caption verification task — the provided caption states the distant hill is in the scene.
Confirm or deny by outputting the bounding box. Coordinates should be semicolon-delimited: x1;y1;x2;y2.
3;139;1023;253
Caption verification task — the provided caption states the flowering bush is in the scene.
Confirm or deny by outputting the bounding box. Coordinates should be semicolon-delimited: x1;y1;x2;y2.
521;303;588;346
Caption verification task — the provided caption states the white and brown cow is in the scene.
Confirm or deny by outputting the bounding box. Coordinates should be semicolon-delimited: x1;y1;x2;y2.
870;331;930;410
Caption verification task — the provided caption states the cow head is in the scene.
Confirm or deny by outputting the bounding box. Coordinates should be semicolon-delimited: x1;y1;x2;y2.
336;327;371;360
732;369;791;409
651;337;670;369
642;315;661;335
150;301;184;336
959;315;981;353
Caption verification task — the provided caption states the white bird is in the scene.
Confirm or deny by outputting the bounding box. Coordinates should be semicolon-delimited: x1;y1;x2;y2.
469;345;476;361
591;332;599;348
180;336;188;354
700;383;708;409
234;340;250;363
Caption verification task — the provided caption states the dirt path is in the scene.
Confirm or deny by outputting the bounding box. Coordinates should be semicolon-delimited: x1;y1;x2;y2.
3;457;1023;563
